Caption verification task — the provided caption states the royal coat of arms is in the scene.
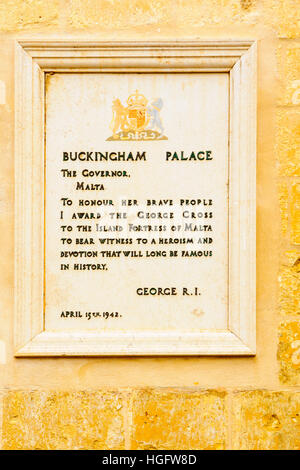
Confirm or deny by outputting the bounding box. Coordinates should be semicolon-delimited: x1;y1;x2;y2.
107;90;167;141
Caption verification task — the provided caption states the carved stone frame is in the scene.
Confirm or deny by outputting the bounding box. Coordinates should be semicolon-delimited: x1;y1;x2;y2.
14;41;256;356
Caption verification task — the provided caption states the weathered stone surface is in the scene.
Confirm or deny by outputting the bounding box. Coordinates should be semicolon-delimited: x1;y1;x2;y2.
279;251;300;316
276;110;300;177
130;389;227;450
0;0;59;31
278;182;289;238
232;391;300;450
277;44;300;105
265;0;300;38
67;0;299;37
278;321;300;384
291;184;300;245
67;0;262;31
2;390;125;449
69;0;171;28
0;1;298;37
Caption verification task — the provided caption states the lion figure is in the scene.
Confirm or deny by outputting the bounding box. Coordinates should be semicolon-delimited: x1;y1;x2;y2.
110;99;128;137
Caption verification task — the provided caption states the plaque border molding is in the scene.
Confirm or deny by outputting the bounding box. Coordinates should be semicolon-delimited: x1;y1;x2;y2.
14;41;257;356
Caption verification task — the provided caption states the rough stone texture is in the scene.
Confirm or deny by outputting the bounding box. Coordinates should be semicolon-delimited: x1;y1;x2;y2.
172;0;263;28
278;182;289;237
264;0;300;38
0;1;298;35
279;251;300;317
130;389;227;450
0;0;59;31
1;390;125;450
66;0;300;38
277;44;300;105
278;321;300;385
69;0;171;29
232;391;300;450
291;184;300;245
276;110;300;177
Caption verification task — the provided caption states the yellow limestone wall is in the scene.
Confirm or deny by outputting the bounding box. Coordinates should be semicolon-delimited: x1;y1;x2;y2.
0;0;299;450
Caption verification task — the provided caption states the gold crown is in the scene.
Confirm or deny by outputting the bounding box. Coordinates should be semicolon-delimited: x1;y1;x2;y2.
127;90;148;107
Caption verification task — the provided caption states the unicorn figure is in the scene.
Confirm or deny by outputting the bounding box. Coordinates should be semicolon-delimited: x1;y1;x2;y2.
146;98;164;136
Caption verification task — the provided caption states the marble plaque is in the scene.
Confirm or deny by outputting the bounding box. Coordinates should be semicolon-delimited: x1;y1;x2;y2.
14;42;256;355
45;72;228;332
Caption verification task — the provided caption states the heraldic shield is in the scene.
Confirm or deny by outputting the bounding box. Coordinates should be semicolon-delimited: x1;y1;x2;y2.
107;90;167;141
126;91;148;131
